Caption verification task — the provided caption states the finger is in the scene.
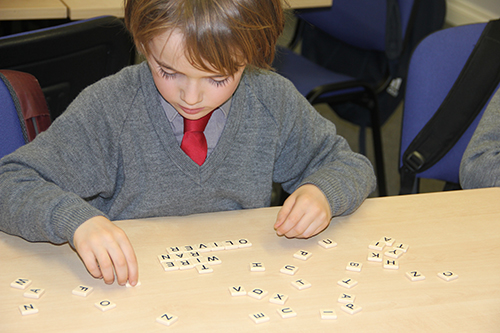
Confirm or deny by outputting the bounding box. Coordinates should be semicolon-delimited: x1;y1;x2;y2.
94;249;116;285
274;196;295;232
79;250;103;279
121;242;139;286
108;246;129;286
278;205;306;237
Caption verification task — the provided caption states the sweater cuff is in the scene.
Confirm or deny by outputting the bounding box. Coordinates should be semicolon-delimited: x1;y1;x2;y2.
52;197;107;248
301;174;351;217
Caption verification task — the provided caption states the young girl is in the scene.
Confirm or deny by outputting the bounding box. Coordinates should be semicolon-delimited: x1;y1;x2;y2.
0;0;375;286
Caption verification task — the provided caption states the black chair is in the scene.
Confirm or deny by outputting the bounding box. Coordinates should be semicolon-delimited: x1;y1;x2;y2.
0;16;133;121
273;0;446;196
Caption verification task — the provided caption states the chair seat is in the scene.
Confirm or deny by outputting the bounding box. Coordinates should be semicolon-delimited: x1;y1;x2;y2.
273;46;365;98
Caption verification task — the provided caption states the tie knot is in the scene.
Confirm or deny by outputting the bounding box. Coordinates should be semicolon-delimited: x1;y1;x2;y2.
184;112;212;133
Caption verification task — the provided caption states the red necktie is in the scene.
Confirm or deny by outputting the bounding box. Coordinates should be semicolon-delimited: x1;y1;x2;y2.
180;112;213;165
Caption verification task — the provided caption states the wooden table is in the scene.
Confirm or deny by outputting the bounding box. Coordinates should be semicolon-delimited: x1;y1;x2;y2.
62;0;333;20
1;188;499;331
0;0;67;20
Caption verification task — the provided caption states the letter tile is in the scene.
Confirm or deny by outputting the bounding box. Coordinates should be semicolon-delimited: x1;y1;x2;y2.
320;309;337;320
209;241;225;251
229;285;247;296
157;254;173;262
380;236;395;247
72;285;94;297
368;240;384;251
196;264;213;274
156;313;178;326
293;250;312;261
236;238;252;248
346;261;363;272
182;245;195;252
95;300;116;312
178;260;195;270
250;262;265;272
384;248;404;259
19;303;38;316
223;240;239;250
394;243;410;252
277;307;297;319
291;279;311;290
10;278;32;290
269;293;289;305
340;303;362;315
196;243;211;253
24;288;45;299
205;255;222;265
161;261;179;272
338;293;355;304
248;288;268;300
437;271;459;282
337;278;358;289
249;312;270;324
383;259;399;270
166;246;182;254
406;270;425;282
318;238;337;249
367;251;383;262
280;264;299;276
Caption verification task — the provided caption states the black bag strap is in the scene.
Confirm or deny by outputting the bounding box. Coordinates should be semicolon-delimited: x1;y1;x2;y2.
400;19;500;194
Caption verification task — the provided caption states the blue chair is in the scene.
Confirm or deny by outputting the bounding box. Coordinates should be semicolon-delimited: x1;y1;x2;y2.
399;22;500;193
273;0;439;196
0;16;133;121
0;70;51;159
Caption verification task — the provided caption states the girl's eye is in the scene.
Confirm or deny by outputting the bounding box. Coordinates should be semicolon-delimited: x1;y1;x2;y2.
210;77;230;87
159;67;176;79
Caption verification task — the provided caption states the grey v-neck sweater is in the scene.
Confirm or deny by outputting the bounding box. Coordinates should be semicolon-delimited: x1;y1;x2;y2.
0;62;375;246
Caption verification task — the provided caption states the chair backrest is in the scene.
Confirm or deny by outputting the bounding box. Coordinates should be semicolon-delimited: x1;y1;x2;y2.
0;16;133;120
0;70;51;159
399;22;500;186
298;0;415;53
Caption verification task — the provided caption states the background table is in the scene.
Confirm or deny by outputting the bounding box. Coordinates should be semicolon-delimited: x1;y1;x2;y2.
0;0;67;20
1;188;499;331
61;0;333;20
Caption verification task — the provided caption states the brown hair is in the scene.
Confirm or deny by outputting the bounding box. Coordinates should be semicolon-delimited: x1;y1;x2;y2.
124;0;285;75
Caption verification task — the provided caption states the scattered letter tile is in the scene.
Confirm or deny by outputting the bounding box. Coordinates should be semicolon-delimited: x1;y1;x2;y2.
280;264;299;276
158;254;173;262
24;288;45;299
341;303;362;315
248;288;268;300
209;241;225;251
395;243;409;252
229;285;247;296
95;300;116;312
205;255;222;265
249;312;270;324
383;259;399;270
10;278;32;290
437;271;459;282
250;262;265;272
293;250;312;261
318;238;337;249
156;313;178;326
320;309;337;320
338;278;358;289
385;248;404;259
338;293;355;304
277;307;297;319
269;293;289;305
291;278;311;290
72;285;93;297
367;251;383;262
19;303;38;316
346;261;363;272
368;240;384;251
196;243;211;253
223;240;239;250
380;236;395;247
166;246;182;254
406;270;425;282
178;260;195;270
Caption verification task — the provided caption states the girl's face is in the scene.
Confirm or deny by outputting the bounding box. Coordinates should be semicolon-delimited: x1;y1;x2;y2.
146;30;246;120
